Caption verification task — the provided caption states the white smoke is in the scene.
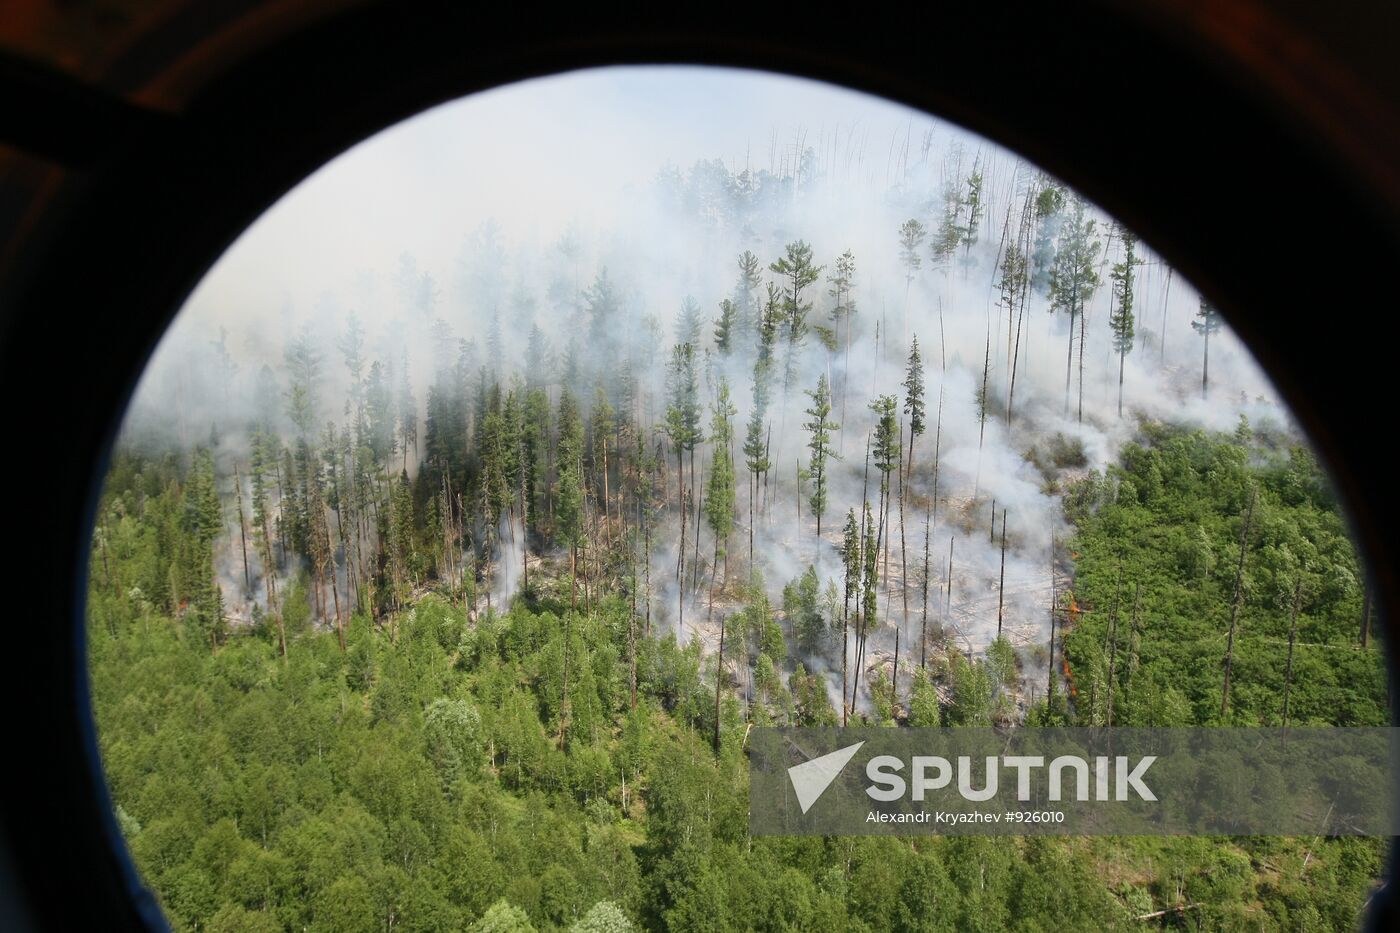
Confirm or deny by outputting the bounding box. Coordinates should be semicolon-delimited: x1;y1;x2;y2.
113;66;1300;717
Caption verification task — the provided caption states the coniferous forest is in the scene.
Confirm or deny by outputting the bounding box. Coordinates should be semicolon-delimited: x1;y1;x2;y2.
88;69;1388;931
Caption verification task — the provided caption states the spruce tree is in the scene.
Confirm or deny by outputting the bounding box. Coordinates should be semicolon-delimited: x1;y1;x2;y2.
733;250;763;348
674;296;704;348
961;161;984;256
338;312;366;441
713;299;738;355
931;174;964;267
525;324;549;391
522;386;550;552
902;338;926;480
186;447;225;648
283;327;322;438
249;430;285;654
663;344;702;622
364;360;395;467
585;267;621;370
555;388;585;609
396;351;417;470
704;381;737;544
802;373;840;543
590;385;615;539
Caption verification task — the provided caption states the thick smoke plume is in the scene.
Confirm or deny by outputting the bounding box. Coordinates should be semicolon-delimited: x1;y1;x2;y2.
115;67;1294;716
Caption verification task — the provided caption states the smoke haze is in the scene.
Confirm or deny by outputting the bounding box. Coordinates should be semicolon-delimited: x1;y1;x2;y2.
115;66;1299;715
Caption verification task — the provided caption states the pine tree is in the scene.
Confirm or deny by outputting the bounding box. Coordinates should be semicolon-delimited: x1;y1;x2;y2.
1030;179;1066;294
826;249;858;431
871;395;900;515
869;394;900;667
897;220;927;348
827;249;857;343
743;324;773;577
897;220;927;287
705;379;737;628
840;507;860;723
998;237;1030;420
1048;195;1102;422
854;499;878;716
1192;297;1224;399
769;240;823;393
1109;228;1140;417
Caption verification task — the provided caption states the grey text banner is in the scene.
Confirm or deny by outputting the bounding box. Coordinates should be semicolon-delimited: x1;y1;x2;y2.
749;728;1399;836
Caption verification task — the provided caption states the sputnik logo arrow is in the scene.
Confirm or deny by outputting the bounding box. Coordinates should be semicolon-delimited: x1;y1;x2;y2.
788;741;865;814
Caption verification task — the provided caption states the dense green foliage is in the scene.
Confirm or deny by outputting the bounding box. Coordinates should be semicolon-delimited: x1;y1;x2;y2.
90;431;1387;931
1060;421;1386;728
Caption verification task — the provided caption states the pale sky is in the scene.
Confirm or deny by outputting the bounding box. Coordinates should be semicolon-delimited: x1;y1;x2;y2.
184;66;946;320
154;64;1282;451
130;63;1295;529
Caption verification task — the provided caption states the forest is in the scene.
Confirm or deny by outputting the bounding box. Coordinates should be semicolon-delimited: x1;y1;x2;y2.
90;73;1388;931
